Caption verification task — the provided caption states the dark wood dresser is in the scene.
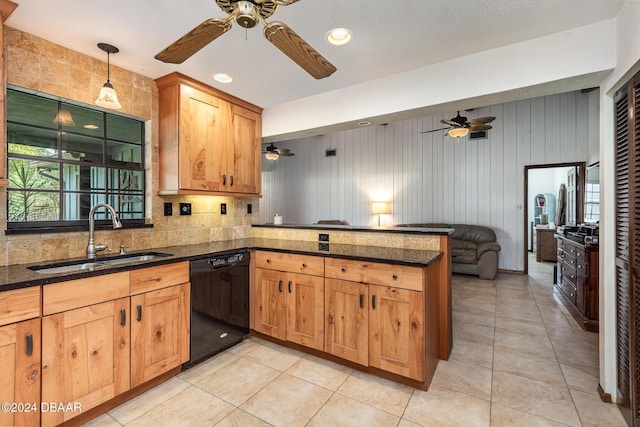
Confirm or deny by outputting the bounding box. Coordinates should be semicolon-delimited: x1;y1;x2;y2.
555;234;599;332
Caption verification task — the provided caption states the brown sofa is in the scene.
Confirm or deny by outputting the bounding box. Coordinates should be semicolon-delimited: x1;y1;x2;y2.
397;223;501;279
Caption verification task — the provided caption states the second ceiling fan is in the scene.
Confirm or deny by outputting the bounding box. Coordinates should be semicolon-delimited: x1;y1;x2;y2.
422;111;496;138
154;0;337;80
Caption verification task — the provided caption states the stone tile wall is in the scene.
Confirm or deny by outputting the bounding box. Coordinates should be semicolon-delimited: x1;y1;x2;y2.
0;27;258;266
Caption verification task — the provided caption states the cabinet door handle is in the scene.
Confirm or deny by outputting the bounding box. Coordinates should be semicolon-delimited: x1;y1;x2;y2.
223;174;227;186
360;293;364;308
392;274;398;280
26;333;33;356
230;175;234;186
121;309;126;326
302;263;307;268
341;267;346;273
288;281;292;293
372;295;376;309
137;305;142;321
278;280;283;292
266;258;271;263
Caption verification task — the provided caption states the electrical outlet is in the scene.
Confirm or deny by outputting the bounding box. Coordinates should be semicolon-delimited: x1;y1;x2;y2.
179;203;191;215
319;233;330;242
221;203;227;215
247;203;252;214
163;202;172;216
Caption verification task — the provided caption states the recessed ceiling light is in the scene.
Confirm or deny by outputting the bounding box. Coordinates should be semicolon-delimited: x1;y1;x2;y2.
327;28;352;46
357;120;371;127
213;73;233;83
84;124;99;129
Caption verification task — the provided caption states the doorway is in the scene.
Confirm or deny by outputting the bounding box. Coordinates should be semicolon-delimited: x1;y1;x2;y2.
523;162;585;274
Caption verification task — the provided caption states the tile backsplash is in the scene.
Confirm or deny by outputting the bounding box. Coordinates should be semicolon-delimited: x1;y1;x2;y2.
0;27;259;266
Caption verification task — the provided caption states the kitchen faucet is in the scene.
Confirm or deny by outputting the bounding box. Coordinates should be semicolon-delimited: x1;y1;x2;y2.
87;203;123;259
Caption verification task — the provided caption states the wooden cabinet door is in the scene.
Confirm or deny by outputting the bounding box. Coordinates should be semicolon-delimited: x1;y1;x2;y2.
0;318;40;427
369;285;425;381
229;104;261;195
42;298;130;427
253;268;287;340
287;273;324;351
179;86;227;191
131;282;190;388
325;278;368;366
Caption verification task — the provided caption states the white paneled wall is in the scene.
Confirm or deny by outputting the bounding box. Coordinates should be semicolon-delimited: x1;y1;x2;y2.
261;90;599;271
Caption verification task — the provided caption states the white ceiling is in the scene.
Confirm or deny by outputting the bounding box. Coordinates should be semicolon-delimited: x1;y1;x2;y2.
6;0;625;110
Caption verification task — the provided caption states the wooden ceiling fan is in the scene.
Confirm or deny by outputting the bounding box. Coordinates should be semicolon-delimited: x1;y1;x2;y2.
154;0;337;79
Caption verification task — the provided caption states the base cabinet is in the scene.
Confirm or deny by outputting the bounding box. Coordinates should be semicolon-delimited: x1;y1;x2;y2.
131;282;190;387
41;298;130;427
369;285;425;380
0;317;41;427
253;251;431;384
253;262;325;351
38;261;190;426
325;278;368;365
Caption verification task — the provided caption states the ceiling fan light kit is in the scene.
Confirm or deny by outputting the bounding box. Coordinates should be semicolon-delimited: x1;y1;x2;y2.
155;0;337;79
448;127;469;138
327;27;352;45
95;43;122;110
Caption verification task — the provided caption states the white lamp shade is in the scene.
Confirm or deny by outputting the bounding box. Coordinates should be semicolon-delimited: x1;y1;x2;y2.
371;201;392;215
265;152;279;160
95;82;122;110
448;127;469;138
53;110;75;126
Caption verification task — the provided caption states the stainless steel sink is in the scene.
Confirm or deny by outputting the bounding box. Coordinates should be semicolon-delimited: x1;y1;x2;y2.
28;252;173;274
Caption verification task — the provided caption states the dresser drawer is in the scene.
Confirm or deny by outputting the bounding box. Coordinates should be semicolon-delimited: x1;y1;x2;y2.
255;251;324;276
130;261;190;295
561;278;577;304
0;286;41;326
560;262;577;286
325;258;423;291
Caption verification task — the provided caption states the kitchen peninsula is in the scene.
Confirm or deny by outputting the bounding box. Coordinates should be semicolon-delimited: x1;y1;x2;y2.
0;227;451;426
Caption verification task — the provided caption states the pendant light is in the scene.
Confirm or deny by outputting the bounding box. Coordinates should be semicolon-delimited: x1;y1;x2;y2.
52;109;75;126
95;43;122;110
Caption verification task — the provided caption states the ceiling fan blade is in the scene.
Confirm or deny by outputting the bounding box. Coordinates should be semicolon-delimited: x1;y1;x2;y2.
470;116;496;124
278;151;295;156
420;127;448;134
264;22;336;79
469;124;493;132
441;119;462;127
155;18;232;64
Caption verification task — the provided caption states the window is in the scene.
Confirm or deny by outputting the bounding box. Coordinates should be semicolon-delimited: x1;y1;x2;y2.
6;88;146;232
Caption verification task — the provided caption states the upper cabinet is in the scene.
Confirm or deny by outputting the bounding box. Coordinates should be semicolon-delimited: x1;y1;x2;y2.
156;72;263;197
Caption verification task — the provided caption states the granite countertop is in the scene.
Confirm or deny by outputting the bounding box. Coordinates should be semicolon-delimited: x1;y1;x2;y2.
253;223;455;235
0;238;442;292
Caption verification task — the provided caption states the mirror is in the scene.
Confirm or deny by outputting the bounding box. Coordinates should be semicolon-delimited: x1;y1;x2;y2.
584;163;599;224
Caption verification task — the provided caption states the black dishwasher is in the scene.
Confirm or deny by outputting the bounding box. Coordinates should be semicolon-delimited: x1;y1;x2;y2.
186;251;250;368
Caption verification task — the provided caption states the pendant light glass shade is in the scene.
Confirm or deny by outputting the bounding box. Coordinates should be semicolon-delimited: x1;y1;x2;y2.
95;43;122;110
448;127;469;138
96;81;122;110
52;109;75;126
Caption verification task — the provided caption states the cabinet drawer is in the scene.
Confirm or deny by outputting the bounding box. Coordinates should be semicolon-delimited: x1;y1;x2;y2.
43;272;129;315
255;251;324;276
560;262;577;287
130;261;190;295
576;258;588;278
561;278;577;304
0;287;41;326
325;258;423;291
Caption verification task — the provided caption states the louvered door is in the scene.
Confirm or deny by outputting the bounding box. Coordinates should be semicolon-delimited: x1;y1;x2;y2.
616;83;632;424
615;72;640;426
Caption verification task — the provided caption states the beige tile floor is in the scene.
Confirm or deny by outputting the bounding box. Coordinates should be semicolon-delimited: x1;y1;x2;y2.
83;254;626;427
